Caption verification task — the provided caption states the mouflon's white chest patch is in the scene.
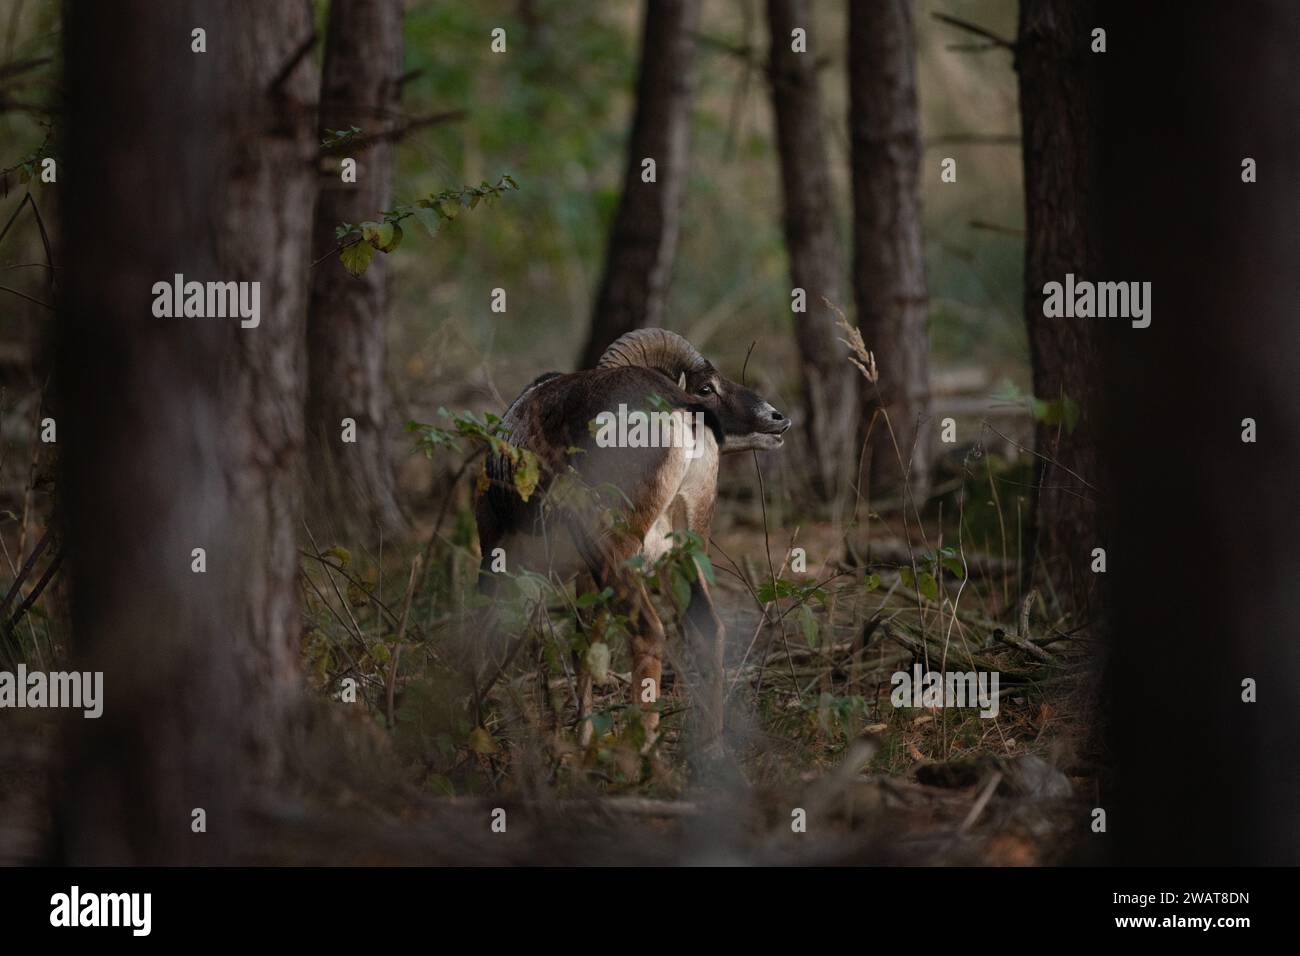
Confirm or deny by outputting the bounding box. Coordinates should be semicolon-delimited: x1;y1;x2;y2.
639;412;719;564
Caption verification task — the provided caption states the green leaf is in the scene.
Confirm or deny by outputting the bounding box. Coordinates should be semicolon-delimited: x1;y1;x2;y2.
575;587;613;608
512;448;540;501
1030;395;1081;434
899;567;915;590
412;205;441;238
918;571;939;602
693;553;715;585
670;568;691;611
798;603;819;648
941;556;965;579
585;710;614;738
467;726;498;754
378;221;402;253
864;572;882;593
322;545;351;568
362;220;395;250
757;578;797;602
339;240;375;276
426;774;455;796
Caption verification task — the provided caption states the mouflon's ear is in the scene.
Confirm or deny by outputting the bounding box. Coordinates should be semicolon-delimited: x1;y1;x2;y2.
677;371;686;390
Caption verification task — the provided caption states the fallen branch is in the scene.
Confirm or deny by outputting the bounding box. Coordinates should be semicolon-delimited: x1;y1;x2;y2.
884;622;1032;680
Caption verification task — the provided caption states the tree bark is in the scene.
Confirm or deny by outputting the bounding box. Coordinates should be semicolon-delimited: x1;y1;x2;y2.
766;0;858;503
307;0;406;540
1098;0;1300;864
577;0;700;370
216;0;321;783
847;0;932;500
1016;0;1103;612
56;0;319;862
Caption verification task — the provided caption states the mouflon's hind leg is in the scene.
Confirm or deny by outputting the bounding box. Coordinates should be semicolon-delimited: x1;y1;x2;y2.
627;578;666;747
565;517;665;749
682;557;726;753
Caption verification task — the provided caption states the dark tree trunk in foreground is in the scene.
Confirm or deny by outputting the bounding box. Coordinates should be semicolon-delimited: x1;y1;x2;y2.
766;0;858;503
59;0;232;864
1099;0;1300;865
58;0;318;862
578;0;700;370
847;0;931;499
1016;0;1103;612
307;0;405;539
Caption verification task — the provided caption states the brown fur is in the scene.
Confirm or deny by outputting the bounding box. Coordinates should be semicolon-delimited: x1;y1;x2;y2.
475;331;789;747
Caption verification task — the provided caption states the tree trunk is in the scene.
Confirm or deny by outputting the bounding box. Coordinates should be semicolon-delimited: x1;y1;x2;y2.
216;0;321;783
56;0;319;862
1016;0;1102;612
577;0;700;370
1098;0;1300;864
307;0;406;540
766;0;858;503
847;0;931;500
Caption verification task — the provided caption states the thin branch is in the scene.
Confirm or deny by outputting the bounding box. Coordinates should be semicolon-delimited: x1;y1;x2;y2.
690;30;759;65
267;30;317;96
396;67;424;88
968;219;1025;237
0;56;50;83
387;555;421;727
980;420;1099;494
924;133;1020;148
5;547;60;635
319;110;468;158
311;235;362;269
376;109;467;143
931;12;1016;51
0;282;51;310
0;526;48;618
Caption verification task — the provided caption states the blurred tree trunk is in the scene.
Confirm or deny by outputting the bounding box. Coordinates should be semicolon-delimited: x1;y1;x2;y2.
847;0;931;500
307;0;405;540
766;0;857;502
578;0;700;370
1016;0;1102;612
1098;0;1300;864
58;0;318;863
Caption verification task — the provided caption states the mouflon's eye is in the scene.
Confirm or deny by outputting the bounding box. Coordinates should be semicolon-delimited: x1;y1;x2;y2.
699;383;714;395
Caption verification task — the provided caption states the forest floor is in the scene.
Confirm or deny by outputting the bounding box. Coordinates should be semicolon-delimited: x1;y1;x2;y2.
259;471;1105;866
0;387;1102;865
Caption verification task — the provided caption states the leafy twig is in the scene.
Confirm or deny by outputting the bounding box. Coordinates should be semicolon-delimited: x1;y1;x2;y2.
319;175;519;276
